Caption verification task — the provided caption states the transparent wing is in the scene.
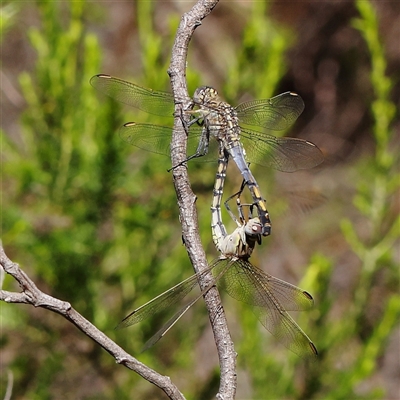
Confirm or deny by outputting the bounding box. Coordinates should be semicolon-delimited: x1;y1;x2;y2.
235;91;305;130
117;258;231;351
216;258;317;358
284;189;328;214
119;122;217;161
216;259;314;311
120;123;324;172
116;266;214;329
141;296;202;351
240;128;324;172
119;122;173;156
90;74;175;117
141;259;233;351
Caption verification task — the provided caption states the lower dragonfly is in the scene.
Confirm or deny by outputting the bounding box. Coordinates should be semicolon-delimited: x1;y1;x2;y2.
90;75;324;236
210;143;317;357
117;143;318;358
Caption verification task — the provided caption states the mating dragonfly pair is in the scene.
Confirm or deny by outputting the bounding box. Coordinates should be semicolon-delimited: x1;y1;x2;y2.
91;74;323;358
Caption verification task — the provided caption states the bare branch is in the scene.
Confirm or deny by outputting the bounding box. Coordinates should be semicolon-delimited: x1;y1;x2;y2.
168;1;237;398
0;245;186;400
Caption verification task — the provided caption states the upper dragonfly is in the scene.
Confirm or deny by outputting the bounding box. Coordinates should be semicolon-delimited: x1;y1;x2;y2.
90;75;324;236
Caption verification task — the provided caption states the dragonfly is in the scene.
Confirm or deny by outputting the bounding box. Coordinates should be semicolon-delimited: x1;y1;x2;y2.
90;75;324;237
211;143;317;357
116;143;318;358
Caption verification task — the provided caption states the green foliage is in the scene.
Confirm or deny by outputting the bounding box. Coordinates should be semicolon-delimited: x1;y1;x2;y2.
2;1;188;398
0;2;19;37
1;0;398;399
225;1;293;101
329;0;400;398
137;1;174;90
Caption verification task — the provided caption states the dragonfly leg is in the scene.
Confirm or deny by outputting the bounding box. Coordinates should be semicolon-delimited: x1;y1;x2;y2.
224;183;262;245
224;192;244;228
233;183;259;221
224;181;249;227
224;178;258;227
168;126;210;171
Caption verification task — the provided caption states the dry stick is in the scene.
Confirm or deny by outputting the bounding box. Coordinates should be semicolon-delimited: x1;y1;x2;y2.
0;245;185;400
168;1;237;399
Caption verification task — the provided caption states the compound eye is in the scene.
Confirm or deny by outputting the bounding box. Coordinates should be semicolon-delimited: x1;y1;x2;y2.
251;223;262;234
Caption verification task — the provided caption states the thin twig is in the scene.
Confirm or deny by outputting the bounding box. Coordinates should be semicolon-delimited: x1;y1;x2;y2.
168;1;237;398
0;245;185;400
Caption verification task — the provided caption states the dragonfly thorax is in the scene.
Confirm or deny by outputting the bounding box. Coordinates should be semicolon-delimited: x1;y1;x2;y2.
192;87;241;145
193;86;221;107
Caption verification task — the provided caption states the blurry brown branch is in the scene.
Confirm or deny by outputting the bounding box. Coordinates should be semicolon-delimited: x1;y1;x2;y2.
168;1;237;398
0;245;185;400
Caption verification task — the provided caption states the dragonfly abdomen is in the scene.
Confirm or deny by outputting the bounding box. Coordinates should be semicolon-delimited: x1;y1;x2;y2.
228;144;272;236
211;148;229;251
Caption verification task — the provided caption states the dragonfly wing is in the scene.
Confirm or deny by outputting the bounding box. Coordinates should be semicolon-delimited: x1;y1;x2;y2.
235;92;305;131
219;259;317;358
120;122;208;159
141;294;202;351
90;74;175;117
219;259;314;311
120;122;172;156
116;271;203;329
139;258;229;350
240;129;324;172
252;303;318;358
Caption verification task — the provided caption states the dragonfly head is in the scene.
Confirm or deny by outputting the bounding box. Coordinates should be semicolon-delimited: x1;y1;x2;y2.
193;86;221;107
244;217;263;247
244;218;262;236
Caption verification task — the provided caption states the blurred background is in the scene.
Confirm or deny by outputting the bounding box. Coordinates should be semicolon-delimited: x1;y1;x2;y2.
1;1;399;399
